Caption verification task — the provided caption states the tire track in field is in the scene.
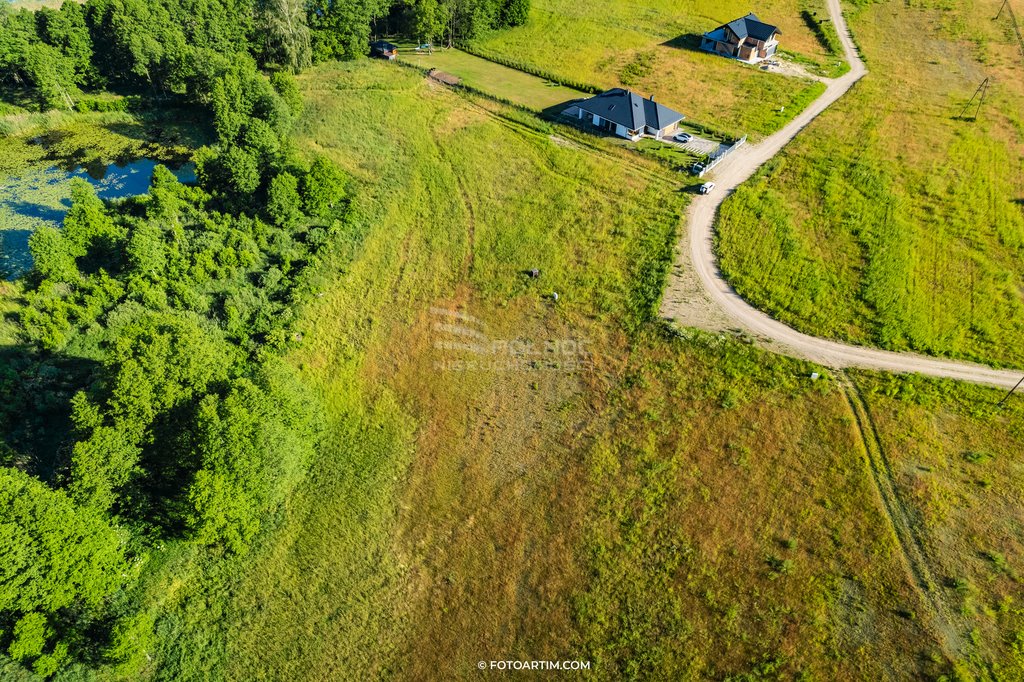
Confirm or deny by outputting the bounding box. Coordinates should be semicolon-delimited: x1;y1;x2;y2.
840;373;965;659
458;174;476;278
429;129;477;279
438;138;476;279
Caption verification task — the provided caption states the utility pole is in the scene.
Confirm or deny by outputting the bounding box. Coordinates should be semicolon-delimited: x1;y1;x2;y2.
997;375;1024;408
957;78;990;121
997;0;1009;19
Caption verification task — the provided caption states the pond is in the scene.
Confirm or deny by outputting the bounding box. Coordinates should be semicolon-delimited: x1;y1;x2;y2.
0;158;195;279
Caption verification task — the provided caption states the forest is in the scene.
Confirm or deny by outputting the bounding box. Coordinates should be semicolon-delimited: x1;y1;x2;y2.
0;0;534;676
0;0;530;112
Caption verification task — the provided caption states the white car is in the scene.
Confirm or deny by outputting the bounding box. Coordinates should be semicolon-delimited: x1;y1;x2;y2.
674;132;693;143
698;182;716;195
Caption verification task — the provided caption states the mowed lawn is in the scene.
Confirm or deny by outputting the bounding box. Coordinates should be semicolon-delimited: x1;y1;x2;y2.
136;59;1024;681
470;0;836;137
716;0;1024;367
397;47;589;110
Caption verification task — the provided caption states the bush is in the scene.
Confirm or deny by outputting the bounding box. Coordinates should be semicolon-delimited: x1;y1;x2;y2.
267;172;303;228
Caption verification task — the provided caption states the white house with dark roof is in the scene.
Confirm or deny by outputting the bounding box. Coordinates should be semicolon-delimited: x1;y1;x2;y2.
701;13;781;63
574;88;685;142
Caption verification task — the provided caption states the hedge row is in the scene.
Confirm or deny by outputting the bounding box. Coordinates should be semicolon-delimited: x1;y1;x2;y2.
456;43;604;94
799;10;842;57
74;95;142;113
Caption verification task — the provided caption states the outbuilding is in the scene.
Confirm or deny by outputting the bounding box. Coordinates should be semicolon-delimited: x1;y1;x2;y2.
370;40;399;60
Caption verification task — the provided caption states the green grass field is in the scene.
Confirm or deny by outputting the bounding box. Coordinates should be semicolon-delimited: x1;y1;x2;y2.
113;60;1024;680
856;370;1024;676
716;0;1024;368
467;0;838;138
396;47;590;110
4;14;1024;676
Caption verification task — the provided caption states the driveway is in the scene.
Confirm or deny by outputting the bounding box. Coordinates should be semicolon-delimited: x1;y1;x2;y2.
665;133;719;156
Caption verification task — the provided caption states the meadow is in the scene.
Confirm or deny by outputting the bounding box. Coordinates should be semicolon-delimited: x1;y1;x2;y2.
468;0;841;138
119;60;1024;680
855;370;1024;677
716;0;1024;368
3;10;1024;677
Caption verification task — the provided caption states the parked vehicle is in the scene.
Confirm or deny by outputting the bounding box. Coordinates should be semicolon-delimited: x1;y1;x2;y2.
698;182;716;195
691;162;705;175
674;132;693;143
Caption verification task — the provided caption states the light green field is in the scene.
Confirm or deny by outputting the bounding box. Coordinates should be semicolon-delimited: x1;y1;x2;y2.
127;60;1024;680
396;47;589;110
858;371;1024;677
716;0;1024;367
469;0;838;138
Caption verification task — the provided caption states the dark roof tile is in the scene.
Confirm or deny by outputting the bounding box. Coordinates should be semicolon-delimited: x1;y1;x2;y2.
576;89;684;131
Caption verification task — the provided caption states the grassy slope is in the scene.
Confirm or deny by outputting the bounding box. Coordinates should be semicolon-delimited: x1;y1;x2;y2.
469;0;837;137
138;60;1024;681
2;56;1022;680
716;0;1024;367
855;371;1024;676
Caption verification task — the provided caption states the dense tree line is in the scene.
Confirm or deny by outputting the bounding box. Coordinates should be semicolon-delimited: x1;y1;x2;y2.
392;0;530;48
2;79;343;674
1;0;530;111
1;9;347;677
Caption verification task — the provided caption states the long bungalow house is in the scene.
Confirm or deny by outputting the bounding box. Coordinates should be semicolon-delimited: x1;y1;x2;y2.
700;14;781;64
574;88;685;142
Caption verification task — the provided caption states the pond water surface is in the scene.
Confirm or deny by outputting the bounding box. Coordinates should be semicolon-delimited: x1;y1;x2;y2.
0;158;195;279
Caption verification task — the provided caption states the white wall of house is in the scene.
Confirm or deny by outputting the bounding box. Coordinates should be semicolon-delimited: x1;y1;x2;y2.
578;110;643;141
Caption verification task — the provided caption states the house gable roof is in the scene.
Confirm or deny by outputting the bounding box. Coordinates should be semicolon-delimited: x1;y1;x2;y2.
576;89;684;132
717;13;781;42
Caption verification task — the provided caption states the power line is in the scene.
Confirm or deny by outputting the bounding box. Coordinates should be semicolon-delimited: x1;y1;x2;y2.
957;78;990;121
997;375;1024;407
995;0;1024;61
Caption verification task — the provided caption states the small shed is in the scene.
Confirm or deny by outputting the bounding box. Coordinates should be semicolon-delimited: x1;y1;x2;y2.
370;41;398;60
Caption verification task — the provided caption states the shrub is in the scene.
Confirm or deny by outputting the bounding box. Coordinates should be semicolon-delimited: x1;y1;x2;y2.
267;172;302;228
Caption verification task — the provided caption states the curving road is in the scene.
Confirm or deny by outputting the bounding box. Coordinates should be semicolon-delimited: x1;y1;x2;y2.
663;0;1024;390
